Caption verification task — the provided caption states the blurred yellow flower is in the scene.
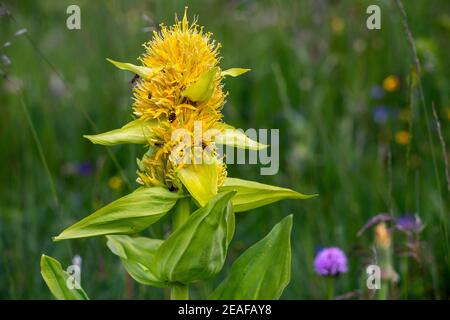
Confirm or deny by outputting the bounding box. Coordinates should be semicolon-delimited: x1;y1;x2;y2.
383;75;400;92
395;130;410;145
398;108;411;122
331;17;345;34
108;176;123;190
446;108;450;121
375;223;391;249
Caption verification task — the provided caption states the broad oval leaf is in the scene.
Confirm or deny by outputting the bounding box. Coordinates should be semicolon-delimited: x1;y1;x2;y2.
84;119;156;146
40;255;89;300
152;191;236;284
106;58;161;79
53;187;181;241
178;163;218;207
221;68;251;78
213;122;268;150
181;67;219;102
209;215;292;300
106;235;169;288
220;177;317;212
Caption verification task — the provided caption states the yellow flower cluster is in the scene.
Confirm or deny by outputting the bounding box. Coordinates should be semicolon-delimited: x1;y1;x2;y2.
133;10;227;190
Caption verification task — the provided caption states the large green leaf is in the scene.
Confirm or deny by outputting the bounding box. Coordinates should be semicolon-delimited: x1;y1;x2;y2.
152;191;236;284
181;67;219;102
54;187;181;241
106;235;169;288
213;122;267;150
106;58;161;79
220;177;317;212
40;255;89;300
84;119;156;146
178;163;218;207
209;215;292;300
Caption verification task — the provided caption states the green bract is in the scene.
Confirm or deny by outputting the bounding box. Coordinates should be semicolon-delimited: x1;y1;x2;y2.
221;68;251;78
181;67;219;102
213;122;268;150
84;119;156;146
178;163;219;207
106;58;162;79
221;177;317;212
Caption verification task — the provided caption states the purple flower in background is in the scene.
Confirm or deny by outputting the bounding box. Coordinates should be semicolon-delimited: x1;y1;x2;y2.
370;85;385;100
77;161;93;176
61;161;94;177
396;214;424;233
314;247;348;276
373;105;390;124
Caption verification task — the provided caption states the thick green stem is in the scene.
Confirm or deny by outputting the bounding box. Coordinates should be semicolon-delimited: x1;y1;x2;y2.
377;245;392;300
172;197;191;231
378;281;389;300
170;197;191;300
326;277;335;300
171;283;189;300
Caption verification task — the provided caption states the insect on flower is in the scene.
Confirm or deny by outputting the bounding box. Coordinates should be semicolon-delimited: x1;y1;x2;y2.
129;74;140;88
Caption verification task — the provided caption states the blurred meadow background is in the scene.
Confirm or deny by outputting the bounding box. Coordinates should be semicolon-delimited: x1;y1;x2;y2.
1;0;449;299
